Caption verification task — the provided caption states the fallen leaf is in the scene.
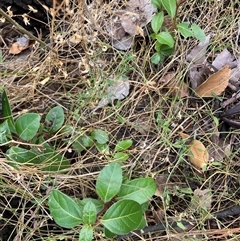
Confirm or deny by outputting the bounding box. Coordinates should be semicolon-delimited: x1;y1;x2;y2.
9;35;30;54
195;65;230;97
186;35;210;64
112;35;134;50
93;76;130;111
188;139;209;169
212;49;236;69
179;132;209;169
191;188;212;211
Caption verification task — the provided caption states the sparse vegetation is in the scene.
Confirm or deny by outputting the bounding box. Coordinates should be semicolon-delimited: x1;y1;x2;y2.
0;0;240;240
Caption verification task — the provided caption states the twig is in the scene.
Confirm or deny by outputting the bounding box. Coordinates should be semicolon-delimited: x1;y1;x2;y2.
0;8;57;54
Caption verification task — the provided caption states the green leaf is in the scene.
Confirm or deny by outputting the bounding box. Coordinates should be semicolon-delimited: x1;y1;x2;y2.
45;106;64;133
104;228;116;238
2;89;15;132
15;113;41;141
101;200;142;235
95;143;109;154
6;146;42;168
113;152;129;162
156;32;175;48
96;162;122;202
155;42;174;56
156;32;174;48
151;12;164;33
137;216;147;230
0;120;12;144
118;178;157;204
48;189;82;228
39;146;70;171
177;22;193;38
151;52;164;64
77;198;104;214
151;0;162;9
72;135;94;153
191;23;206;42
160;0;177;18
82;201;97;225
79;225;93;241
177;221;186;230
114;139;133;152
91;129;109;144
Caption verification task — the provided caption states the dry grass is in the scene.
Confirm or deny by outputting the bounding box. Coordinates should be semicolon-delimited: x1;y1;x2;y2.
0;0;240;240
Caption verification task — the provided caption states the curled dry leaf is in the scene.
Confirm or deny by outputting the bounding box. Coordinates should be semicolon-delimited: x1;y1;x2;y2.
195;65;230;97
9;35;30;54
179;132;209;169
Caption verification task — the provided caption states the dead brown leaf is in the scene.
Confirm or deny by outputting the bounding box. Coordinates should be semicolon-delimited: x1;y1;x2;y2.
195;65;230;97
179;133;209;169
9;35;33;54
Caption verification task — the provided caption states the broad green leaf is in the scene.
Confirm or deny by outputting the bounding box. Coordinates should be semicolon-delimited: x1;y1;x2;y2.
45;106;64;133
79;225;93;241
95;142;109;154
156;32;174;48
113;152;129;162
114;139;133;152
160;0;177;18
0;120;12;144
151;52;164;64
82;201;97;225
96;162;122;202
177;22;193;38
137;216;147;230
38;146;70;171
177;221;186;230
154;42;174;56
118;178;157;204
15;113;41;141
2;89;15;132
91;129;109;144
101;200;142;235
6;146;42;168
151;12;164;33
151;0;162;9
191;23;206;42
104;228;116;238
48;189;82;228
72;135;94;153
77;198;104;214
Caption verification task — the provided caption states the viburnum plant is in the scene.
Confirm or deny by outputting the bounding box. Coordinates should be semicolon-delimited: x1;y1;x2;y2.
150;0;206;64
48;161;157;240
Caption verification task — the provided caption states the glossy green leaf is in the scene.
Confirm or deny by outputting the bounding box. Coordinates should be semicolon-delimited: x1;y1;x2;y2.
2;89;15;132
79;225;93;241
48;189;82;228
91;129;109;144
38;146;70;171
6;146;42;168
72;135;94;152
45;106;64;133
95;142;109;154
137;216;147;230
118;178;157;204
104;228;116;238
96;162;122;202
113;152;129;162
151;52;164;64
15;113;41;141
114;139;133;152
155;42;174;56
101;200;142;234
151;0;162;9
82;201;97;225
156;32;175;48
151;12;164;33
160;0;177;18
0;120;12;144
191;23;206;42
177;22;193;38
77;198;104;214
